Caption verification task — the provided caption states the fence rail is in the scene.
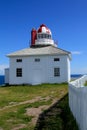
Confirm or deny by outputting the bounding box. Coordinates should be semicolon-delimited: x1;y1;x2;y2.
69;75;87;130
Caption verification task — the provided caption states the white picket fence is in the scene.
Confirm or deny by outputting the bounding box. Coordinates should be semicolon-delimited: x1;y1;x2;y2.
69;75;87;130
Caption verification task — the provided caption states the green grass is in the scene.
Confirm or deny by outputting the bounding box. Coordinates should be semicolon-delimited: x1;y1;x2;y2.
0;83;78;130
0;83;68;108
84;81;87;86
0;106;33;130
35;94;79;130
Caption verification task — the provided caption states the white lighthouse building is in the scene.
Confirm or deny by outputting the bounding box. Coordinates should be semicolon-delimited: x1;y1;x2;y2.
5;24;71;85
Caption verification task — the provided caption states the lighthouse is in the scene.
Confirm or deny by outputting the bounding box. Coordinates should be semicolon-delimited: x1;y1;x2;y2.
31;24;57;47
5;24;71;85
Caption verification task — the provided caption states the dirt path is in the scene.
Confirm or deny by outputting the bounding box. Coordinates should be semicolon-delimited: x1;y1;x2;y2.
26;97;59;125
0;96;42;111
0;96;60;130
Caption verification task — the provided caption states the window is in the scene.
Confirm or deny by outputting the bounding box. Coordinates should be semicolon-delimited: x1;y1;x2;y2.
41;34;43;38
37;34;51;39
35;58;40;62
47;34;49;39
16;59;22;62
43;34;45;38
54;68;60;77
49;35;51;39
54;58;60;61
38;34;40;39
16;68;22;77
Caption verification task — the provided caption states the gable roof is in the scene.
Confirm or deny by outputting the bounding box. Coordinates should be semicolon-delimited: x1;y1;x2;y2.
7;45;71;58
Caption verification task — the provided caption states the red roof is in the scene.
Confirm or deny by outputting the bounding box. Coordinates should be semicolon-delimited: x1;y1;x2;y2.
37;24;51;34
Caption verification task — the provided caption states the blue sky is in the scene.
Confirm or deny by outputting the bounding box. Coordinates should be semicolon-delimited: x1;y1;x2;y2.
0;0;87;75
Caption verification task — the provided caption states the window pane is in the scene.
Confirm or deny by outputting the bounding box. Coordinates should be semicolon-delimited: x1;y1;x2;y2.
54;68;60;77
54;58;60;61
43;34;45;38
16;68;22;77
16;59;22;62
35;59;40;62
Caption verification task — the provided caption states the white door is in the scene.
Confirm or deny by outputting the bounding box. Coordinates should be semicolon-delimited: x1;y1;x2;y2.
31;69;42;85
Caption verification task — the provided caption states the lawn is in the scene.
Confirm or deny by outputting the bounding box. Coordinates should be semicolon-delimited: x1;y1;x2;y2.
84;81;87;86
0;84;68;108
0;84;78;130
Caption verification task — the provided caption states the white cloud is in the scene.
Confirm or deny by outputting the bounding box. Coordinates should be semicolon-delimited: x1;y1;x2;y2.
0;64;9;75
71;51;82;55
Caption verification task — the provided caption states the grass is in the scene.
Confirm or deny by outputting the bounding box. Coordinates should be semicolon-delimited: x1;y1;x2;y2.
0;83;68;108
84;81;87;86
0;83;78;130
35;94;78;130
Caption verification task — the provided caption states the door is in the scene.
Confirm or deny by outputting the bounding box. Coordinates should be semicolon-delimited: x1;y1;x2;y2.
31;69;42;85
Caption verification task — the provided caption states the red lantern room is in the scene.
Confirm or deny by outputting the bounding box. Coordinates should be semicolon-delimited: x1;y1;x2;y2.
31;24;56;47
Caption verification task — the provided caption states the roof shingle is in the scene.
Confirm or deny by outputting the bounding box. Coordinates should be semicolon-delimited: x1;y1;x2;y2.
7;46;71;57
